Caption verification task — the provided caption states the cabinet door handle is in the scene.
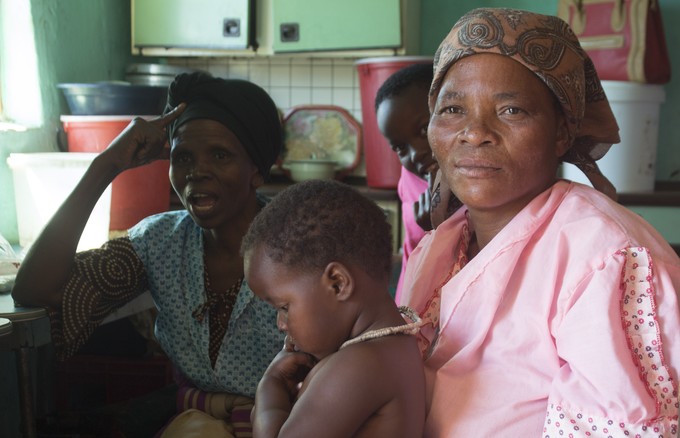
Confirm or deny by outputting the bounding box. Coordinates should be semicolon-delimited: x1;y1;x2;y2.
223;18;241;37
280;23;300;42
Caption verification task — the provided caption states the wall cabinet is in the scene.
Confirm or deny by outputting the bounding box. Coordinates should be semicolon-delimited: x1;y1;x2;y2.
131;0;420;57
132;0;255;52
271;0;400;53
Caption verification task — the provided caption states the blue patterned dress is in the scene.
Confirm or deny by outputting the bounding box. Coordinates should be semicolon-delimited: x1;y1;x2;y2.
49;210;283;398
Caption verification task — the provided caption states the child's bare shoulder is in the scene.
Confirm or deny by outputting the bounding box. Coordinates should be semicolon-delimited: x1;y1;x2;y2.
306;336;424;437
315;334;423;391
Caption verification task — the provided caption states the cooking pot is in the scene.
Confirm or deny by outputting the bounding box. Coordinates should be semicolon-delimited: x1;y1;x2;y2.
125;64;207;86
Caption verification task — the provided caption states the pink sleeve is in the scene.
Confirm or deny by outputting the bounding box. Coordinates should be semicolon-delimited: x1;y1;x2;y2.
395;169;429;303
545;247;680;436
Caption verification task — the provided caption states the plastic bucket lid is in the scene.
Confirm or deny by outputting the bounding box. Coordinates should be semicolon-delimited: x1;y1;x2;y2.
355;56;433;65
602;80;666;103
7;152;99;168
60;115;141;123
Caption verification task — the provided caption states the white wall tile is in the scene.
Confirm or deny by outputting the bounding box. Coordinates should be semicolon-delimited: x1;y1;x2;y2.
269;57;291;65
206;62;229;79
310;58;333;66
354;87;365;121
184;59;210;71
249;62;270;87
270;64;291;87
291;64;311;87
332;64;355;88
227;61;249;80
311;65;332;87
291;57;313;65
290;87;312;107
269;86;291;109
311;87;332;105
171;57;364;118
331;88;354;110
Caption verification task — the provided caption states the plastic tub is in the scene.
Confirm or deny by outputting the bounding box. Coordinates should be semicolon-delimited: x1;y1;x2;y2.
61;115;170;230
562;81;665;193
7;153;111;251
356;56;432;189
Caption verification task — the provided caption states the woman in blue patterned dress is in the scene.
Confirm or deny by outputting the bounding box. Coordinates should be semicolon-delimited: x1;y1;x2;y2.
13;72;285;436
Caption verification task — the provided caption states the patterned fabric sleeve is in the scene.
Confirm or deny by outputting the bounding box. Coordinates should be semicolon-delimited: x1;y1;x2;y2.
48;237;149;360
544;247;680;437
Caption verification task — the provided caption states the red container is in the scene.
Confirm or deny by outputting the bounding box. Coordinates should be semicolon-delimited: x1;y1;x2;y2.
355;56;432;189
61;116;170;230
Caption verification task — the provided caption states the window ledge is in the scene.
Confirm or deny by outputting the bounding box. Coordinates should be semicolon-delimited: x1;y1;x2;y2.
0;122;29;132
617;181;680;207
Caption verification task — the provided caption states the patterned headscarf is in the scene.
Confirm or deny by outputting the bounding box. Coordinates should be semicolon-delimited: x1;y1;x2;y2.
429;8;621;226
164;72;282;180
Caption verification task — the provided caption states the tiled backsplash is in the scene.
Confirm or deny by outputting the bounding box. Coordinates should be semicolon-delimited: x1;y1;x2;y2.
169;57;364;122
168;57;366;175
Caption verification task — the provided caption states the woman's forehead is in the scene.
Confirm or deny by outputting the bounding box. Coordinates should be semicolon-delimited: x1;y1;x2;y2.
439;54;547;96
170;119;244;150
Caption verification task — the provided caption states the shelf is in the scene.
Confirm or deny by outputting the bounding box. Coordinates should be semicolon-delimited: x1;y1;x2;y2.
258;175;400;202
617;182;680;207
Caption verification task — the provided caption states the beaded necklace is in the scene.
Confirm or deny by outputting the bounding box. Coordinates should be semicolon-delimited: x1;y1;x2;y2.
340;306;423;349
192;258;243;368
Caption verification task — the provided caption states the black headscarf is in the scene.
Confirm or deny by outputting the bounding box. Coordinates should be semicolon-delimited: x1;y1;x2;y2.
164;72;282;180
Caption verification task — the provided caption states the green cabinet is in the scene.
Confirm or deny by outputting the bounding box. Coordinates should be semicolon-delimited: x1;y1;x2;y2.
271;0;401;53
132;0;255;52
131;0;420;56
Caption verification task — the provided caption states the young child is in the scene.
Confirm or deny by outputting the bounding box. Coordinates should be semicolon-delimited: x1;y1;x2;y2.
242;179;425;438
375;63;461;302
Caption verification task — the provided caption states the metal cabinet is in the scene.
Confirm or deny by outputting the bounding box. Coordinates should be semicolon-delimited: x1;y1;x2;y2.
132;0;255;54
272;0;402;53
131;0;420;57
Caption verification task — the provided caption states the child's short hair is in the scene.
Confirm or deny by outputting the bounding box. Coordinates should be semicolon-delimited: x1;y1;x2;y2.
242;180;393;278
374;62;434;112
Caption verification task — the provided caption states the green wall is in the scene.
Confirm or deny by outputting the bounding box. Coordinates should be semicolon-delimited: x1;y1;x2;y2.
31;0;136;115
0;0;139;243
419;0;680;183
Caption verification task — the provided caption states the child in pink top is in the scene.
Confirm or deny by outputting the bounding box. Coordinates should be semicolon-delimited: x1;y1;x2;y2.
375;63;460;302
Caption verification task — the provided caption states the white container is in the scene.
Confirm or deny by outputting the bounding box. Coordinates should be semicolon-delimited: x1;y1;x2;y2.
562;81;665;193
7;153;111;251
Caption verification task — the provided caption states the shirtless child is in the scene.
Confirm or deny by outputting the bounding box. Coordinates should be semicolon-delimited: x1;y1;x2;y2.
242;179;425;438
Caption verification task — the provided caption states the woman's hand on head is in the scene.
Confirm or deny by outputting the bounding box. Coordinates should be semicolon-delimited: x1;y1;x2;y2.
99;104;185;175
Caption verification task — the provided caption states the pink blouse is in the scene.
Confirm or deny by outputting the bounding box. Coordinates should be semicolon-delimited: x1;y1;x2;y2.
400;180;680;437
395;167;429;303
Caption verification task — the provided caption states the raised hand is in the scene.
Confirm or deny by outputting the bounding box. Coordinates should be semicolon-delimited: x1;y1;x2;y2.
99;104;185;175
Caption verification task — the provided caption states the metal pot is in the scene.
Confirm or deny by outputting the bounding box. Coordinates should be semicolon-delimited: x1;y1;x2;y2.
125;64;207;86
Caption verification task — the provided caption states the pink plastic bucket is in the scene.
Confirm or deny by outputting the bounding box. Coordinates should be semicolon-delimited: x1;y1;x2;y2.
356;56;432;188
61;115;170;230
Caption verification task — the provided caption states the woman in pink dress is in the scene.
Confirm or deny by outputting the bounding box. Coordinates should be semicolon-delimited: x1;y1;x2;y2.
400;8;680;437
